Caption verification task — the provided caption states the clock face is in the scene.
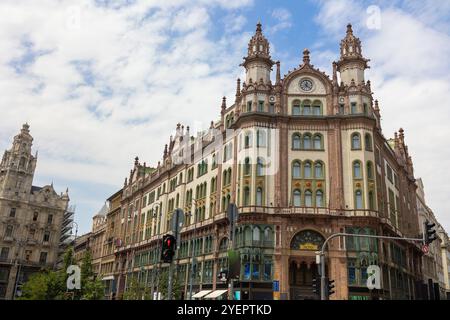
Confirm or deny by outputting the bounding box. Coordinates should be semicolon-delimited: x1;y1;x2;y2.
300;79;313;92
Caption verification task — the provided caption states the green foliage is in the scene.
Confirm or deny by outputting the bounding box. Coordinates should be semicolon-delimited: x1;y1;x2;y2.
19;247;105;300
19;271;49;300
123;274;151;300
158;269;183;300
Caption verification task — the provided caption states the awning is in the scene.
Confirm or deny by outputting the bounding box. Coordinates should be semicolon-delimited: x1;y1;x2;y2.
204;289;228;299
192;290;212;299
102;275;114;281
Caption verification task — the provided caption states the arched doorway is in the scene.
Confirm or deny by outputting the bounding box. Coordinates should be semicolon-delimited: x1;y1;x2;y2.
289;230;326;300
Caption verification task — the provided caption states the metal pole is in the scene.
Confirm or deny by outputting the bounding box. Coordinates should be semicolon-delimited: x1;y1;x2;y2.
188;200;197;300
167;210;180;300
318;232;424;300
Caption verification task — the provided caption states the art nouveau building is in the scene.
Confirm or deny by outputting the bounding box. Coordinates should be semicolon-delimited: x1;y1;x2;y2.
0;124;71;299
102;23;428;300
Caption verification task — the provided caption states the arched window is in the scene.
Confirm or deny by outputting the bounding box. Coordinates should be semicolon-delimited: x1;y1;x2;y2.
244;187;250;206
256;157;265;176
292;100;301;115
367;161;374;180
304;161;312;179
313;134;322;149
355;190;363;209
316;190;324;207
244;227;252;245
353;161;362;179
244;157;251;176
226;115;230;128
244;131;252;148
256;187;263;206
264;227;273;242
292;161;301;179
305;190;312;207
313;100;323;116
293;189;301;206
368;191;375;210
212;154;216;168
302;100;311;115
227;168;232;184
222;170;227;186
303;134;312;149
314;162;324;178
257;130;266;147
292;133;301;150
351;133;361;150
253;227;261;242
365;133;373;151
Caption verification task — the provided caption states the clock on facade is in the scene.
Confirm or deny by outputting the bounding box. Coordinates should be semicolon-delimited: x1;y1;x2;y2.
299;78;314;92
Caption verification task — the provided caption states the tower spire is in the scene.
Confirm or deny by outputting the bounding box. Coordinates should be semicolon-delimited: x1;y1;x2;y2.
336;23;370;86
241;21;275;85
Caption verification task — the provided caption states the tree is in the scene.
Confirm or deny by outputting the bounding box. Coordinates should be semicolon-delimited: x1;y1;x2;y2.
122;274;151;300
158;269;183;300
19;247;105;300
19;271;49;300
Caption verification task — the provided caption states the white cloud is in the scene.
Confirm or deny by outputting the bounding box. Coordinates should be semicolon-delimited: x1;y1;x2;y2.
0;0;251;232
314;1;450;231
267;7;292;34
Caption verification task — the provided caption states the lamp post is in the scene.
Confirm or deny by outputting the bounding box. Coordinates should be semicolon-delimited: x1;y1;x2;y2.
188;198;199;300
12;239;27;300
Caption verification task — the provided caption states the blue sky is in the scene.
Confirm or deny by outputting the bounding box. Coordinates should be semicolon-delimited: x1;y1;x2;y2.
0;0;449;234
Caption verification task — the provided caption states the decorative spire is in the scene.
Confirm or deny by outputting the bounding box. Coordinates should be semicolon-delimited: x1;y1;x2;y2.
302;49;310;65
134;156;139;165
256;20;262;33
245;22;272;61
332;61;338;87
276;61;281;84
163;144;168;158
22;123;30;134
235;78;241;97
338;23;369;65
221;96;227;113
399;128;405;145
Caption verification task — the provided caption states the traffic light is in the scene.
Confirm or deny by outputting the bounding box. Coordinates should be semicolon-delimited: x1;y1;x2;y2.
424;220;437;245
326;277;335;297
312;277;321;296
161;234;176;263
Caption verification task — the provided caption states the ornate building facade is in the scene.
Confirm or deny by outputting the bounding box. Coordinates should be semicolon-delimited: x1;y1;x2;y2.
0;124;71;299
95;23;430;300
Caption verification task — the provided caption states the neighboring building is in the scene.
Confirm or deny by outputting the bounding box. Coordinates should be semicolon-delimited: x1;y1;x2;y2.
437;227;450;299
73;231;92;263
91;203;108;276
415;178;445;299
0;124;70;299
103;189;122;299
100;23;428;300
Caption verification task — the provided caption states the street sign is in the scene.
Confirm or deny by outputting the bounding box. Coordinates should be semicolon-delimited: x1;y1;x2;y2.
422;244;429;254
273;280;280;292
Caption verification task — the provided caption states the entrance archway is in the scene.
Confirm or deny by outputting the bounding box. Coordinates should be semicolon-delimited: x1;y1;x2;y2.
288;230;326;300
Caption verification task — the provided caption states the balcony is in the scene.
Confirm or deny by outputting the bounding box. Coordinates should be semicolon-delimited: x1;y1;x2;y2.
237;205;379;218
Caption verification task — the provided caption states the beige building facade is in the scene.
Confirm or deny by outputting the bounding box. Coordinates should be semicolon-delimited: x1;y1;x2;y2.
0;124;71;299
79;23;447;300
